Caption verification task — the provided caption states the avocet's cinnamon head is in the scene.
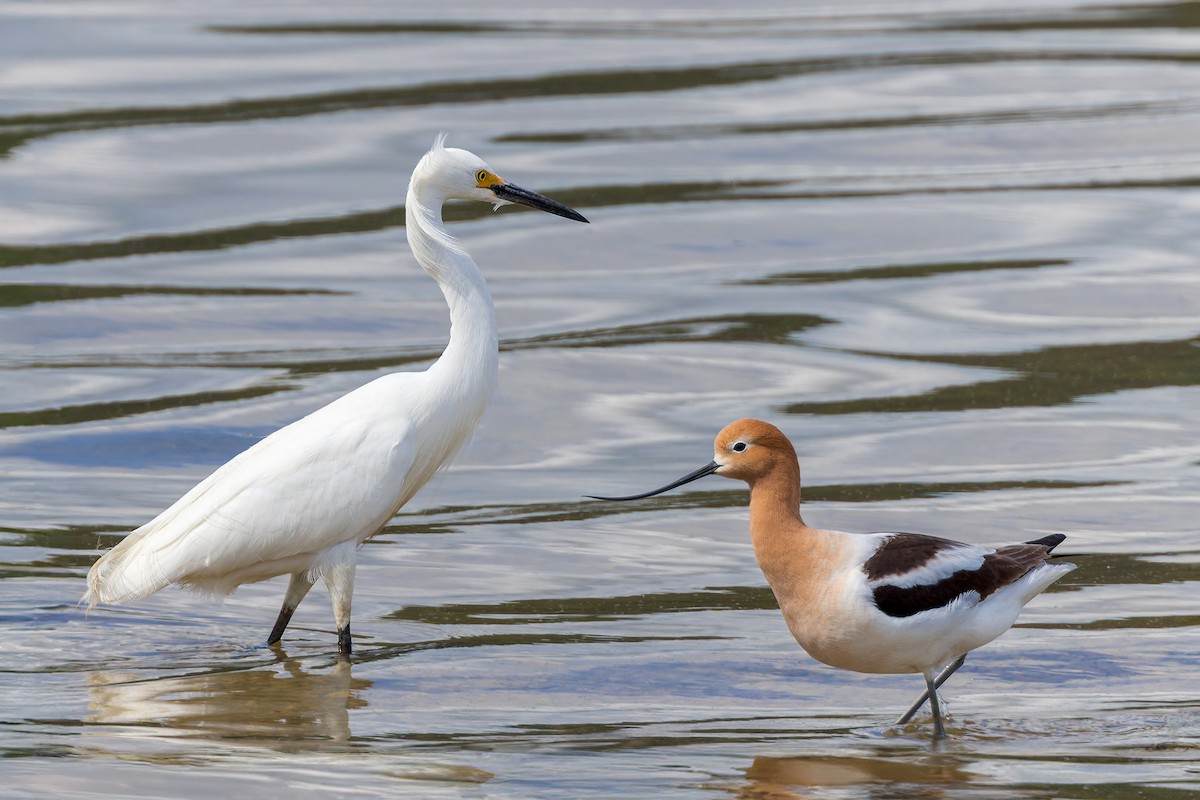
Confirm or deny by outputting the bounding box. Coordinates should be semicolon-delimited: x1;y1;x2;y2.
587;418;797;502
712;418;797;484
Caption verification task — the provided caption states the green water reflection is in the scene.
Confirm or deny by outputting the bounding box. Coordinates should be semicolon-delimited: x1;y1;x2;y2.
740;258;1070;286
932;0;1200;32
0;284;336;309
6;46;1200;161
499;101;1188;143
0;385;289;431
0;180;776;269
785;338;1200;414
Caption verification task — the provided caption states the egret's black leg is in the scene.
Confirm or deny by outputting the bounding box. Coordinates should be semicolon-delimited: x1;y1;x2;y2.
896;654;966;725
325;547;356;657
266;571;315;645
267;605;297;645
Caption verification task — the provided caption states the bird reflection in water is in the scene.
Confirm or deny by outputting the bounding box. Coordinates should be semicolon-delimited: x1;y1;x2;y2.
732;754;971;800
88;655;369;752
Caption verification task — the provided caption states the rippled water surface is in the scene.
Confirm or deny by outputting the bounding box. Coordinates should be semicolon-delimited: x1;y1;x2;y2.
2;1;1199;797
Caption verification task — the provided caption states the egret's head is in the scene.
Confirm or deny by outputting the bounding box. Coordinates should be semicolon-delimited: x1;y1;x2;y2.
414;137;588;223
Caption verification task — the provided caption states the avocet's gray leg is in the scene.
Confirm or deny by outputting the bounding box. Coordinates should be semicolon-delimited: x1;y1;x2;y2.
925;670;947;739
896;654;966;725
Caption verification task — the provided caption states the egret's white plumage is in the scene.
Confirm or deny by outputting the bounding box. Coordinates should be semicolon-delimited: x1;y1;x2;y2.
590;418;1075;739
83;136;588;653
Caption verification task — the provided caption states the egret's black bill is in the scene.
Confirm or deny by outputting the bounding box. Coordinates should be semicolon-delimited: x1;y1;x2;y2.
587;460;720;502
492;183;589;223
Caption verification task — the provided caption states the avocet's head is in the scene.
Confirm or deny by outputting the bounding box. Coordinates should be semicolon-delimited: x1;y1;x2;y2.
412;137;588;223
587;418;796;501
711;419;797;482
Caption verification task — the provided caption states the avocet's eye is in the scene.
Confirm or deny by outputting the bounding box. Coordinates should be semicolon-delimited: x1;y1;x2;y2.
731;441;747;453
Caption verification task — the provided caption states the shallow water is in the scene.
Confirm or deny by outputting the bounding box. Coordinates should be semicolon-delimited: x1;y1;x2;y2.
1;1;1198;797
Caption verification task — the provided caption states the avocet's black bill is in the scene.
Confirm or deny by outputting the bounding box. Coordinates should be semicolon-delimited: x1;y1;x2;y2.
492;183;589;223
587;460;720;502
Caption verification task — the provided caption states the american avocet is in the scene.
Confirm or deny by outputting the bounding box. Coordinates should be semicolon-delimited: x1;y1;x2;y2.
589;418;1074;738
83;137;588;654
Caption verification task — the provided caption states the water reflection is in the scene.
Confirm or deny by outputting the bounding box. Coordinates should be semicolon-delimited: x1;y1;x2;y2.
8;45;1200;160
559;479;1118;519
0;180;775;270
388;586;777;626
740;258;1070;286
87;655;370;752
785;337;1200;414
0;384;288;431
499;102;1187;143
930;0;1200;32
0;283;336;310
733;754;972;800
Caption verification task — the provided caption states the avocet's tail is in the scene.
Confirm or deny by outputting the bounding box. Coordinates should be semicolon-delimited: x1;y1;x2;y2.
1024;533;1067;552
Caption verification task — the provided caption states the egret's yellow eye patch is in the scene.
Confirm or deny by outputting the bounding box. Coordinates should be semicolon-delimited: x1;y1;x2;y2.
475;169;502;188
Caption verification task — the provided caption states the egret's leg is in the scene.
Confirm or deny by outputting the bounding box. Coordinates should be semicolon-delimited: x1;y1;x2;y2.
896;654;966;725
267;571;316;645
924;670;947;739
323;551;357;656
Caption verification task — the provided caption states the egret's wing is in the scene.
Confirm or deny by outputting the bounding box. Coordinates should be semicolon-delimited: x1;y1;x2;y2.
86;374;423;604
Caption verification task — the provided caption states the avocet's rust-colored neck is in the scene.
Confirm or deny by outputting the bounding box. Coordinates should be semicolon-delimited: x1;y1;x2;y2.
746;455;815;582
743;454;854;659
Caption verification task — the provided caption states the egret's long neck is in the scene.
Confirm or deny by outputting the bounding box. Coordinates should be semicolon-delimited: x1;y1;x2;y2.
405;182;499;407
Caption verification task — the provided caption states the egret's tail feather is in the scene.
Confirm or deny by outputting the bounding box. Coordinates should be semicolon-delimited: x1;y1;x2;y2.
82;530;173;608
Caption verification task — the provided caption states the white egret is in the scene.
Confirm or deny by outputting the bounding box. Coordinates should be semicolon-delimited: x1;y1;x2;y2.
84;136;588;654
